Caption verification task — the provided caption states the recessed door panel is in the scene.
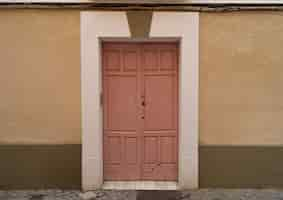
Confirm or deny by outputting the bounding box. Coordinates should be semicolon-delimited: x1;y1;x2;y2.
144;75;176;130
103;50;121;71
125;137;138;164
143;136;158;164
103;42;178;181
106;76;137;130
160;136;177;163
160;49;177;71
123;50;138;72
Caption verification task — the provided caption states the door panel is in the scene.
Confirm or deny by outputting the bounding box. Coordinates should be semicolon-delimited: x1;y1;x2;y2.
143;49;158;71
107;136;121;164
160;49;177;71
106;76;137;130
144;136;158;163
125;137;138;164
123;50;138;72
103;42;178;181
103;49;121;71
144;75;176;130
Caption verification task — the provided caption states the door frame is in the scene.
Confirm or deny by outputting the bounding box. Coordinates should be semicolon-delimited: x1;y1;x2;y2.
81;11;199;190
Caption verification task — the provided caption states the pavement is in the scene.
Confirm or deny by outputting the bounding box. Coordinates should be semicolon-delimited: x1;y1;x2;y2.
1;189;283;200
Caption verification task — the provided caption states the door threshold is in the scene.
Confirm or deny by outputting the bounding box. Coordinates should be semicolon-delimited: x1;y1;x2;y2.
102;181;178;190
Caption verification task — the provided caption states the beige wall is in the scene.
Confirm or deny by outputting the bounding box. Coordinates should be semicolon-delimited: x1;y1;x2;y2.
0;10;81;144
1;10;283;145
200;12;283;145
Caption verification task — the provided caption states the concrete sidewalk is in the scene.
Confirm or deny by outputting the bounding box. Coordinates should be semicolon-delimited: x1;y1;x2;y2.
1;189;283;200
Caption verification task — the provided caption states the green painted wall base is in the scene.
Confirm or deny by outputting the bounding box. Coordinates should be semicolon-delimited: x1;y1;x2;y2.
2;145;283;189
200;146;283;188
0;145;81;189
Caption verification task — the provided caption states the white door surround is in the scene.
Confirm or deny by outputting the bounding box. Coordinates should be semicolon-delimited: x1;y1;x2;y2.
81;11;199;191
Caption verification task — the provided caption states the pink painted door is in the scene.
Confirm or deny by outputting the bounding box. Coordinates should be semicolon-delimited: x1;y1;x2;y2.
103;42;178;181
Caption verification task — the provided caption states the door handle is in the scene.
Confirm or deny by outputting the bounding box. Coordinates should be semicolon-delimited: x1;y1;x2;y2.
141;100;146;106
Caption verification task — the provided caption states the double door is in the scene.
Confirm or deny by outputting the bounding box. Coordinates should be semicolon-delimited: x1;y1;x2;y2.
103;42;178;181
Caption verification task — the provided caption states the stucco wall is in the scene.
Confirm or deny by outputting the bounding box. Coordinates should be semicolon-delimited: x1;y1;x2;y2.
1;10;283;146
200;12;283;145
0;10;81;144
1;9;283;188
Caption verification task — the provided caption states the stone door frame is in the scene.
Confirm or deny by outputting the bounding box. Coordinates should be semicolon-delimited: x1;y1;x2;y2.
80;11;199;190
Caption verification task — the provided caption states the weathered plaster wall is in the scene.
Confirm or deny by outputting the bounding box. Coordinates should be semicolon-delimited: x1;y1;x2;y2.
0;9;81;144
2;10;283;146
1;10;283;145
1;9;283;188
200;11;283;145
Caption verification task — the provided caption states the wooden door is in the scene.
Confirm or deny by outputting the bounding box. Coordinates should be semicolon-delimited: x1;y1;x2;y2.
103;42;178;181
